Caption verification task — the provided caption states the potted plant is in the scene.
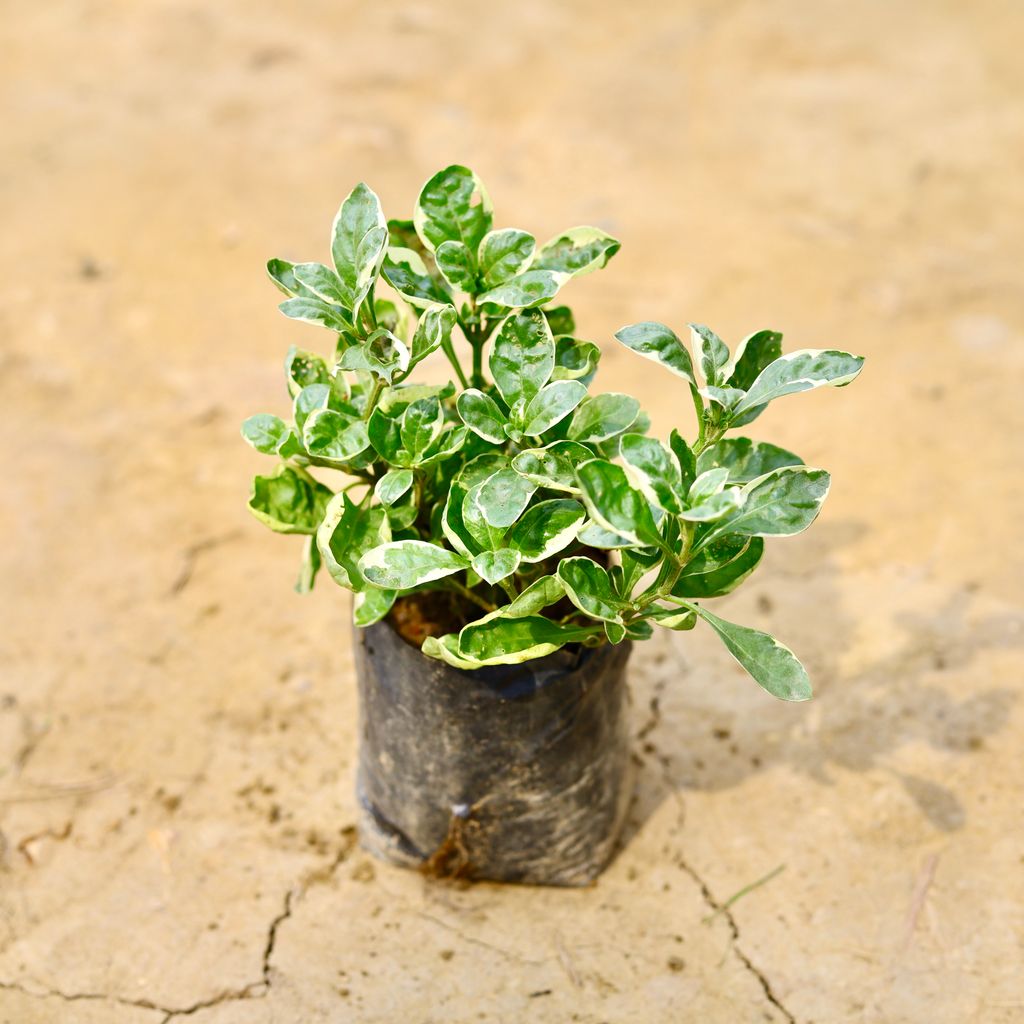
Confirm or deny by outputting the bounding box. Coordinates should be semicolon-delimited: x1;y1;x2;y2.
242;165;864;886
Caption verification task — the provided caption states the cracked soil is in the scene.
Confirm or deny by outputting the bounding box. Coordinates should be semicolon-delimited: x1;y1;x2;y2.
2;1;1023;1021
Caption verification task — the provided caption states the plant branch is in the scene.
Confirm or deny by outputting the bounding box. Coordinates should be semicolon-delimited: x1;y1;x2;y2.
628;523;694;618
441;337;470;388
362;378;385;421
445;578;496;613
690;384;706;451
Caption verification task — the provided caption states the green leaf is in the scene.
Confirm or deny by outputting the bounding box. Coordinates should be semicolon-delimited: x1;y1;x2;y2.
694;606;812;701
384;497;418;530
442;481;475;557
568;393;640;443
249;466;333;535
241;414;290;455
557;556;625;623
506;499;585;562
620;433;684;514
331;182;387;312
381;247;453;309
475;468;537;529
359;540;468;589
498;574;565;616
614;322;695;384
521;380;587;436
489;309;555;410
697;438;804;483
699;385;745;412
669;429;697;493
339;328;410;383
689;324;729;386
303;409;370;465
533;226;620;277
374;469;414;506
414;165;493;253
400;397;444;461
577;522;635;549
511;440;592;493
471;549;522;585
682;469;744;522
551;335;600;383
278;297;351;333
408;302;458;368
292;383;329;432
732;350;865;416
316;492;390;590
619;547;662;592
267;258;319;299
295;534;322;594
367;406;402;462
478;228;535;288
680;489;745;523
726;329;783;390
461;453;509;488
457;616;599;666
373;296;406;336
544;305;575;336
605;621;627;644
672;536;764;598
647;606;697;631
625;619;654;641
417;425;468;466
353;586;397;627
435;240;477;292
689;468;730;504
462;480;507;551
442;455;507;556
576;459;661;547
699;466;831;548
292;262;348;305
379;381;455;413
456;389;508;443
478;269;567;309
421;633;485;669
386;218;426;254
284;346;330;398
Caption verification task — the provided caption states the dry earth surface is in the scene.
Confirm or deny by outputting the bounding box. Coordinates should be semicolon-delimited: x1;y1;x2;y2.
2;1;1023;1021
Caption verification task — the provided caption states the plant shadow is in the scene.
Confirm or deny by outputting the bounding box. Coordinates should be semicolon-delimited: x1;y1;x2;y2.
615;520;1022;854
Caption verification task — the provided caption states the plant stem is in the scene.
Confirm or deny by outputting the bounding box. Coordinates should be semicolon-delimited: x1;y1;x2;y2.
498;578;518;602
471;339;484;387
445;578;495;613
690;384;706;451
463;297;487;388
692;424;725;457
441;336;470;388
628;523;694;618
365;282;378;330
363;378;385;421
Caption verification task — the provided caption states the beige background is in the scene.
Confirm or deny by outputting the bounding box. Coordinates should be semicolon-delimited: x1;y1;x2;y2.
2;1;1023;1021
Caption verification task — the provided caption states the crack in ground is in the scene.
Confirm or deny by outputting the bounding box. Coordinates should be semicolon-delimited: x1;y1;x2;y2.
0;975;264;1020
676;847;797;1024
664;788;796;1024
0;980;166;1015
0;827;359;1022
167;530;242;598
636;681;797;1024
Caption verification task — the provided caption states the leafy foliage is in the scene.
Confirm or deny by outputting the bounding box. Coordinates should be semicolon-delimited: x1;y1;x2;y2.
243;167;864;700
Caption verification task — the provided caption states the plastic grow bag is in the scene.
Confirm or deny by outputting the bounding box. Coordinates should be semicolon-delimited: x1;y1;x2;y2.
353;619;634;886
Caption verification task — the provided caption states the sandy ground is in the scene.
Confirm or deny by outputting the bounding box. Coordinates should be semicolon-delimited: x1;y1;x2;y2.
2;1;1023;1021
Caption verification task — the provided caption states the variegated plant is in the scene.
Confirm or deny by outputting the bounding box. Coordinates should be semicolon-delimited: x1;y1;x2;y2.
243;165;863;700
